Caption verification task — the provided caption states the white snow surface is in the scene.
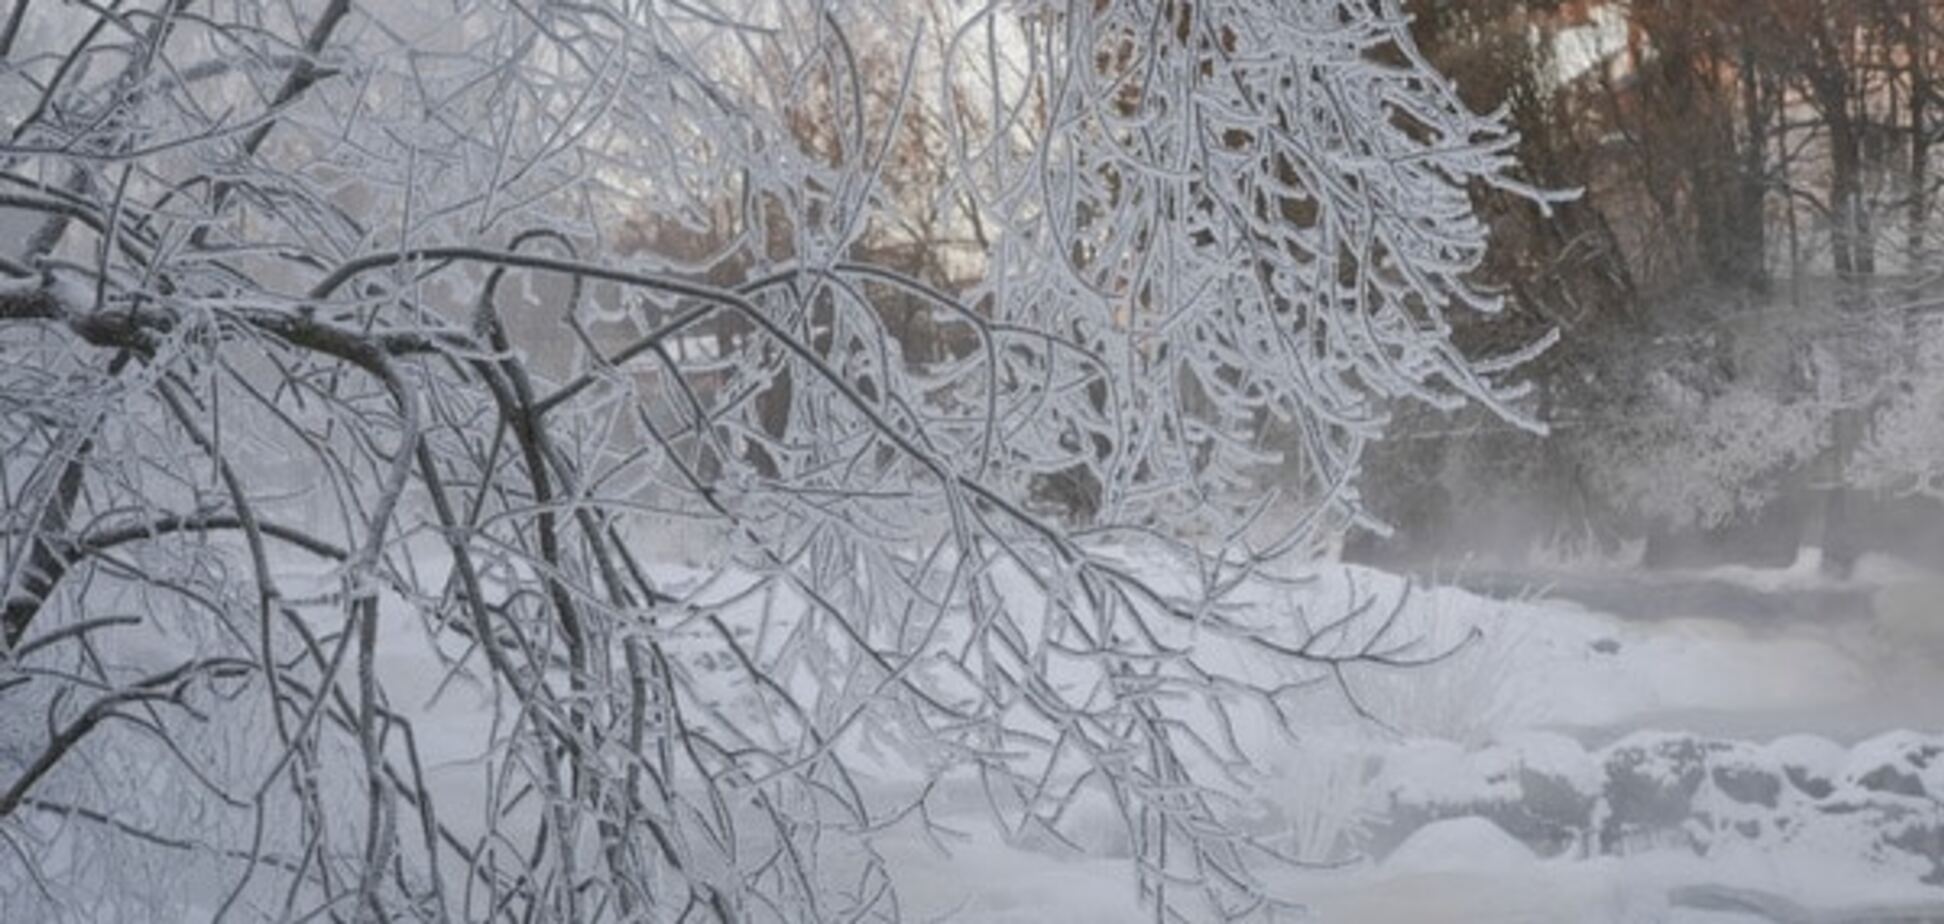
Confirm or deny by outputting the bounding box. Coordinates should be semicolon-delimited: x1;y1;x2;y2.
355;543;1939;920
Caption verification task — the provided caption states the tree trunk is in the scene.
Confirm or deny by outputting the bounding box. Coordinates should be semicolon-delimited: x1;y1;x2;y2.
1819;77;1871;578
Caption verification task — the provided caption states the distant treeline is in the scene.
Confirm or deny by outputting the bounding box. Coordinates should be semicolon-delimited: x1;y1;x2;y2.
1350;0;1944;573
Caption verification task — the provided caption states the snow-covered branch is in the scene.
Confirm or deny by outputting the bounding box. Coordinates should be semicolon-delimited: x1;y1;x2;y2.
0;2;1558;920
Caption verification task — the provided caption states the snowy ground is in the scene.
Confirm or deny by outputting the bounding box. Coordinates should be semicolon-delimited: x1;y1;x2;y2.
349;544;1944;922
881;818;1944;923
865;553;1944;922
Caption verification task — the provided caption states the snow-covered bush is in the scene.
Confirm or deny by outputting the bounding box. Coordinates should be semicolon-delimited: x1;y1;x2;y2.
1854;316;1944;500
1587;366;1827;530
1370;730;1944;885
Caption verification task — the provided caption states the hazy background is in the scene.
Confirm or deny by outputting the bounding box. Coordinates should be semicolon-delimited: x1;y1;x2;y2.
1340;1;1944;581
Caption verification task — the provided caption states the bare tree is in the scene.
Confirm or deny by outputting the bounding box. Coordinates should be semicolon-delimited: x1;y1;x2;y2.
0;1;1555;920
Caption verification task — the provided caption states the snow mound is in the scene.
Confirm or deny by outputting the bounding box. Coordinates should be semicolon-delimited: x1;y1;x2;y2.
1383;817;1538;873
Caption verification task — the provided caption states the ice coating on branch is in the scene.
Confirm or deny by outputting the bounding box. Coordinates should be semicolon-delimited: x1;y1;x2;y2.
0;2;1558;921
939;0;1564;538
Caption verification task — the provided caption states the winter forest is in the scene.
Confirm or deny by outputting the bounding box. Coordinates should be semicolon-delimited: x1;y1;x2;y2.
2;0;1942;921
